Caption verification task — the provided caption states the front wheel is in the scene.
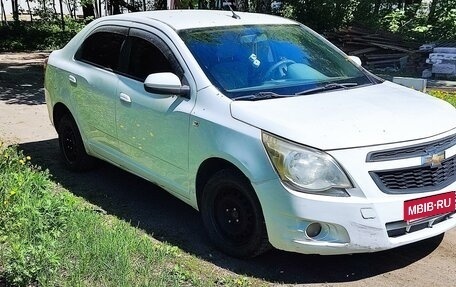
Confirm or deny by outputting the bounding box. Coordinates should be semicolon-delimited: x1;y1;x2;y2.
57;114;97;171
201;169;270;258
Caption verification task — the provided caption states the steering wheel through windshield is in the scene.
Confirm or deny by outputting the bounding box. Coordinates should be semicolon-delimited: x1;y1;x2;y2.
263;59;296;81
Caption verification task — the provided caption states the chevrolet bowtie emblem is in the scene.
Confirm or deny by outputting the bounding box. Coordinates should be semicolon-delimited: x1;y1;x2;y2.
422;151;445;168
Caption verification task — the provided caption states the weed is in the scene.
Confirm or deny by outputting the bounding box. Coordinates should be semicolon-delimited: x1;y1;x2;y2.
0;144;265;286
0;144;70;285
428;90;456;107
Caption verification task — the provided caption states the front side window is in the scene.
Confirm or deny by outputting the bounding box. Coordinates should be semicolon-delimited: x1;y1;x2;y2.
179;24;376;99
76;31;125;71
127;36;174;81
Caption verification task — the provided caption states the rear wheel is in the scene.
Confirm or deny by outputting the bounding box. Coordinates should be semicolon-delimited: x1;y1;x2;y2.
57;114;97;171
201;169;270;258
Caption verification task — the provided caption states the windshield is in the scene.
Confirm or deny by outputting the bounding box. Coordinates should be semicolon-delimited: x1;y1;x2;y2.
179;24;376;99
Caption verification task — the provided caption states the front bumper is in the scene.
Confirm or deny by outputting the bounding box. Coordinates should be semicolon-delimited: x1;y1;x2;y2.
254;130;456;255
254;179;456;255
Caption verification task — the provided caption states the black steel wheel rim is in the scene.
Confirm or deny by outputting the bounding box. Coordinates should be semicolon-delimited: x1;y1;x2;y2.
213;188;255;245
61;126;78;163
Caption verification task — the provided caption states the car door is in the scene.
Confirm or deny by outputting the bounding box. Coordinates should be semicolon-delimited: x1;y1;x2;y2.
71;26;128;153
115;27;196;198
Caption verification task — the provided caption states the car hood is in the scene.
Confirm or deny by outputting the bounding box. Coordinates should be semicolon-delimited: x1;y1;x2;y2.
230;81;456;150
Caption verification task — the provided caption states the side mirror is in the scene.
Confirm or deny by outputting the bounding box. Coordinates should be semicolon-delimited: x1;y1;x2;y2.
348;55;362;66
144;72;190;97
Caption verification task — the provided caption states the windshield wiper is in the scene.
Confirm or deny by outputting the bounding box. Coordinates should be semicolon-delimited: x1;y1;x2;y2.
295;82;358;96
233;92;293;101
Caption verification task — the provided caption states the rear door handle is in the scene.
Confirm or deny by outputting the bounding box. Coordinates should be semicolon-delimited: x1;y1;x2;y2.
119;92;131;103
68;74;77;84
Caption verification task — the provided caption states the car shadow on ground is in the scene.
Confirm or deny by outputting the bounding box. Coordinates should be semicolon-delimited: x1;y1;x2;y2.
18;139;443;285
0;61;45;105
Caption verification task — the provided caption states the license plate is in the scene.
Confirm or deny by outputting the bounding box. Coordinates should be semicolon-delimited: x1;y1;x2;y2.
404;191;456;221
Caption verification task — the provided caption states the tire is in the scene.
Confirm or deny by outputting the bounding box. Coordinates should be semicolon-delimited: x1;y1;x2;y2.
201;169;271;258
57;114;97;171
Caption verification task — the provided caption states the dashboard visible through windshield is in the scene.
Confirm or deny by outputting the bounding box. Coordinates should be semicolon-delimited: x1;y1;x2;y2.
179;24;375;99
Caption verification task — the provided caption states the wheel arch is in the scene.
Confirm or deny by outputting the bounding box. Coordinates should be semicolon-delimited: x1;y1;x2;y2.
53;102;73;128
195;157;249;210
197;159;272;257
54;103;98;171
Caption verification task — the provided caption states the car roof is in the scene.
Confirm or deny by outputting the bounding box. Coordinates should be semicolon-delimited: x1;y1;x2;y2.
106;10;297;31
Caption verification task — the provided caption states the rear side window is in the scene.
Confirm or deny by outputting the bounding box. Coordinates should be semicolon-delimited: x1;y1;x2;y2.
76;31;125;71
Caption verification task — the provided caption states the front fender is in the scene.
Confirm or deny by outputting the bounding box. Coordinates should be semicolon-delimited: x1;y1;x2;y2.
188;87;277;206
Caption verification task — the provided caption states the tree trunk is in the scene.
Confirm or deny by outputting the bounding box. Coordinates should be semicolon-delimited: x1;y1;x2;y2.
373;0;381;16
112;0;121;14
11;0;19;22
83;3;96;18
25;0;32;21
428;0;439;24
105;0;110;15
0;0;7;25
237;0;248;11
404;0;420;18
69;1;76;18
92;0;99;17
52;0;58;14
198;0;206;9
59;0;65;31
67;3;72;18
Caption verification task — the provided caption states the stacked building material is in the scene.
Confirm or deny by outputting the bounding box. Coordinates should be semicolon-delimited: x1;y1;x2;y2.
325;26;423;72
425;47;456;77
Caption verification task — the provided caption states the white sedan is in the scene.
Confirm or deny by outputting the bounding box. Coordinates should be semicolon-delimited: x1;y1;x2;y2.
45;10;456;258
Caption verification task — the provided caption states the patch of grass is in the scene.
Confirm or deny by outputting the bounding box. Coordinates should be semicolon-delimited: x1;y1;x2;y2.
428;90;456;107
0;144;69;285
0;143;266;287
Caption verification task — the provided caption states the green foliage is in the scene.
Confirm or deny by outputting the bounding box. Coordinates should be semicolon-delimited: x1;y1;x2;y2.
2;0;455;50
0;17;87;52
279;3;295;19
0;143;266;286
428;90;456;107
428;6;456;40
216;276;253;287
382;8;407;33
176;0;196;9
377;2;455;42
0;144;75;285
278;0;456;42
154;0;167;10
280;0;356;32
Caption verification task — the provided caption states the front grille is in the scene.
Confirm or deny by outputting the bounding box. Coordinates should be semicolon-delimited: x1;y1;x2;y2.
386;212;455;237
370;154;456;194
367;133;456;162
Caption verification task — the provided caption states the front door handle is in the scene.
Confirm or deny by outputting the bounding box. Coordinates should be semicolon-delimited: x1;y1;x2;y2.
68;75;77;84
119;92;131;103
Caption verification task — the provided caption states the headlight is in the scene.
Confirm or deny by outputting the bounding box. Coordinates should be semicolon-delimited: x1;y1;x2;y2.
262;132;352;196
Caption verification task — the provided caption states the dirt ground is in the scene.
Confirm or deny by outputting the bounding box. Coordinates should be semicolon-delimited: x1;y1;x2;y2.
1;52;456;287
